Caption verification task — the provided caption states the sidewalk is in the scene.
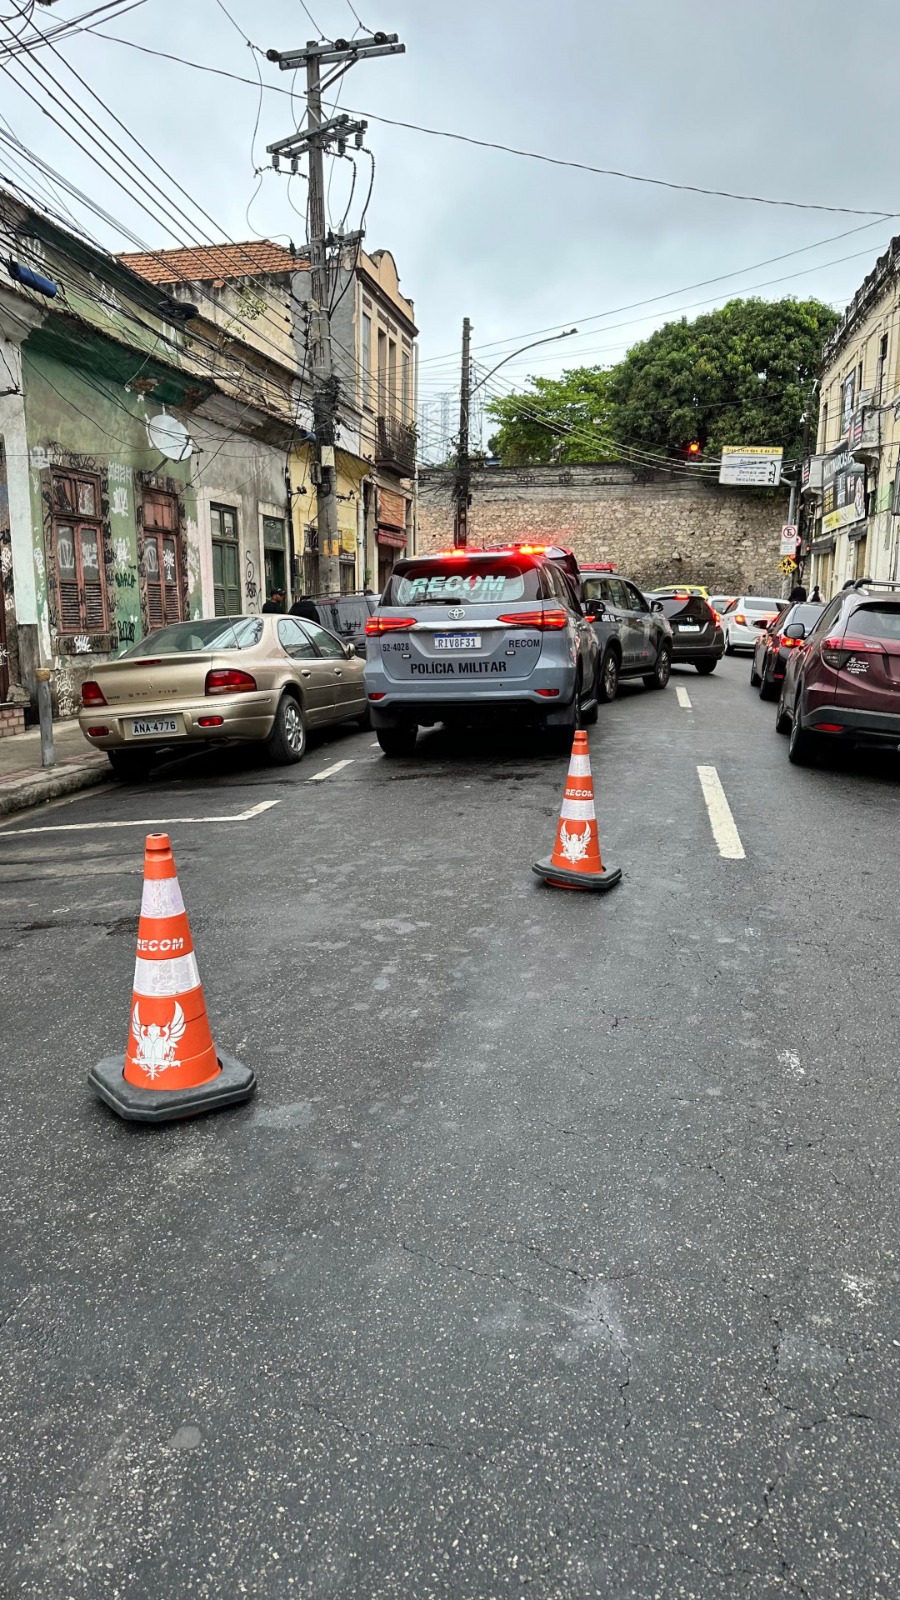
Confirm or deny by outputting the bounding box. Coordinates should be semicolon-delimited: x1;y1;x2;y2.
0;718;109;820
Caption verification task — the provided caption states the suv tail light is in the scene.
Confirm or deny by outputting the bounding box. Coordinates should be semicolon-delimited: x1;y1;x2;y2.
497;608;568;630
365;615;416;635
205;667;258;695
778;634;802;649
821;636;885;669
81;680;107;707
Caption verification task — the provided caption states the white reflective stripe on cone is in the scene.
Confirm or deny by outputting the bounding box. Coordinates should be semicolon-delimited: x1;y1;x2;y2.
560;798;597;821
568;755;592;778
140;878;186;918
133;952;201;997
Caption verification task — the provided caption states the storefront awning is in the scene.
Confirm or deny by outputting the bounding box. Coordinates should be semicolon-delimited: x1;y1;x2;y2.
376;528;407;549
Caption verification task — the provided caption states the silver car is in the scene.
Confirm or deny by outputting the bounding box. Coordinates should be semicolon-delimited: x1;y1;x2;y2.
363;546;600;755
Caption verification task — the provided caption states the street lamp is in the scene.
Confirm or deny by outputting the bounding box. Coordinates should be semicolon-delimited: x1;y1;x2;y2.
470;327;579;395
453;326;579;545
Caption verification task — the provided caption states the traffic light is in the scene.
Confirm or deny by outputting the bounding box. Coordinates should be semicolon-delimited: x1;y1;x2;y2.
686;441;701;457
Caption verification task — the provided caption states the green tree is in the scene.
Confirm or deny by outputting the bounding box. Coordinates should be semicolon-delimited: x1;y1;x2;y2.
605;296;840;462
486;366;615;465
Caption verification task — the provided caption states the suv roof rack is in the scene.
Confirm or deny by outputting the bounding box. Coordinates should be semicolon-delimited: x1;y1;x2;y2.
852;578;900;590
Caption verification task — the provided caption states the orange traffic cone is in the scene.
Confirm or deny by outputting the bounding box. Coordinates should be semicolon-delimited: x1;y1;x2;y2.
533;730;622;892
89;833;256;1122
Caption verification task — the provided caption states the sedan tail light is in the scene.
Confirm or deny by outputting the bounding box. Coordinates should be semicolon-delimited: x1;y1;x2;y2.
365;615;416;635
204;667;258;695
497;608;568;630
733;613;747;626
81;680;107;707
821;636;885;669
711;609;721;625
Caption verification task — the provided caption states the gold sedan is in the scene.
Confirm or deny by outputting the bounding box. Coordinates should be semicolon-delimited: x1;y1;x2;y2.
78;614;367;779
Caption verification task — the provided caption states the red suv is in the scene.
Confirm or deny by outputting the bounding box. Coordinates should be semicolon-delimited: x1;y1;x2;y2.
776;581;900;764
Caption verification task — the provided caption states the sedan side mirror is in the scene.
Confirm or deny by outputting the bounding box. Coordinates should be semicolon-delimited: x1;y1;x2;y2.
651;600;664;613
584;599;606;618
345;641;357;658
784;622;806;640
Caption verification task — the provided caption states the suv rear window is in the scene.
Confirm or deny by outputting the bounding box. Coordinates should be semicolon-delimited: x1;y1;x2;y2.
657;595;711;622
387;559;541;606
848;604;900;641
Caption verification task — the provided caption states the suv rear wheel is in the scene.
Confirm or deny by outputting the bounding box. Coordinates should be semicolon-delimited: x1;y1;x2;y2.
695;659;717;675
643;642;671;690
788;698;819;766
775;688;791;735
597;649;619;703
377;724;418;757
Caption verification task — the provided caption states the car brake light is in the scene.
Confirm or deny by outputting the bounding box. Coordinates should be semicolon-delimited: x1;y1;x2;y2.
778;635;802;648
813;723;844;733
821;635;885;668
497;608;568;630
536;687;560;697
711;610;721;625
86;725;109;737
365;615;417;635
734;613;747;626
197;715;224;727
81;680;107;707
204;667;258;695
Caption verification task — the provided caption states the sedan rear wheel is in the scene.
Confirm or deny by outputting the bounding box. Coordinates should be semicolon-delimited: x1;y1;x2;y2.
749;659;761;687
266;693;307;765
108;748;153;783
775;688;791;735
725;632;735;656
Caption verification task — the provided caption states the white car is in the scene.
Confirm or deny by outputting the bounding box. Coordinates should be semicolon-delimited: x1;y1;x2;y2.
721;595;785;654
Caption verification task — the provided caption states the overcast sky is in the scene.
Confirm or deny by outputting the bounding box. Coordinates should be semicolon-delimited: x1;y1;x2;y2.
3;0;900;457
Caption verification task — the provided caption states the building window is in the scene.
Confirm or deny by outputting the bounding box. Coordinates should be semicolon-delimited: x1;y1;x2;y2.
211;502;241;615
263;514;286;600
50;468;107;635
841;373;855;437
401;350;411;421
361;312;372;408
876;334;889;407
142;488;183;630
339;558;356;594
377;328;387;412
388;338;397;417
820;400;828;451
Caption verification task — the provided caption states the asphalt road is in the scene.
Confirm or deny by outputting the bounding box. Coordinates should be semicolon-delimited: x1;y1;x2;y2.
1;657;899;1600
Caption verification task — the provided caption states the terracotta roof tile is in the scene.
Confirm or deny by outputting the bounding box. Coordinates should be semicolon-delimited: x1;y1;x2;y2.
118;240;307;286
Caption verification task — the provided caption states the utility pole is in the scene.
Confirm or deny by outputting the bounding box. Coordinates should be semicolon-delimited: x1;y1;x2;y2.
453;316;472;547
266;31;405;589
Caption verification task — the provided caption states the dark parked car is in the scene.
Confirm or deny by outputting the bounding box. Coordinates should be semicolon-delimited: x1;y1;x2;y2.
751;602;822;700
776;581;900;764
308;592;379;655
649;592;724;673
580;572;673;700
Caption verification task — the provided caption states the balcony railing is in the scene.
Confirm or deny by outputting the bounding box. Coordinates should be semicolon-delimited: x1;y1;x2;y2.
375;414;417;476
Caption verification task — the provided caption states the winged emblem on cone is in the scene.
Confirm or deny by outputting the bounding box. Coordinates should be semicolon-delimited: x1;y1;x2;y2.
131;1000;186;1080
558;822;591;864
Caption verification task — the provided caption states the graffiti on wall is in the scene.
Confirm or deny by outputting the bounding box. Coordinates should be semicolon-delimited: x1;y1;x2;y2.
245;547;260;612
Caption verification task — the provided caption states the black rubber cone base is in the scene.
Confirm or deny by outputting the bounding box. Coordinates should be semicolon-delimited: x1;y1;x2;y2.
532;855;622;893
89;1053;256;1123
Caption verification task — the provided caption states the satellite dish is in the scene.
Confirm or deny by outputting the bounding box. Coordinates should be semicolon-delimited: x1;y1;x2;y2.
146;412;193;462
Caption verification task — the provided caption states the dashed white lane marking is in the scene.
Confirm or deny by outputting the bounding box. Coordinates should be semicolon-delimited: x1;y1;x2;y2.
676;687;692;709
0;799;281;837
370;741;380;748
696;765;745;860
309;759;354;781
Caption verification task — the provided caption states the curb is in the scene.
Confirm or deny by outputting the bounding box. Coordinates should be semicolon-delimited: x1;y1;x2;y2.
0;760;108;821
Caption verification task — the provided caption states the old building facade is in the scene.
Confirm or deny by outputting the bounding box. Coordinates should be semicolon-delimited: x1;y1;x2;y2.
331;247;418;589
804;237;900;597
418;463;789;593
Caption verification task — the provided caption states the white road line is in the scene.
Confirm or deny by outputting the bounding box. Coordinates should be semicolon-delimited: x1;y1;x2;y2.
676;687;692;709
370;741;380;749
309;759;354;781
0;798;281;837
696;765;745;860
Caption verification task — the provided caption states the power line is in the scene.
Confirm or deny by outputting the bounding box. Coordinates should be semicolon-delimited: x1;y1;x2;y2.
83;30;899;219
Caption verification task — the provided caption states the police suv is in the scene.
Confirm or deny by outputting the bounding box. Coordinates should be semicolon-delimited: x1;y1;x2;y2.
363;545;599;756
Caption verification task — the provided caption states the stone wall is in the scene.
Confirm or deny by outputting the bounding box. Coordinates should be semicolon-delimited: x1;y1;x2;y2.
418;463;790;593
